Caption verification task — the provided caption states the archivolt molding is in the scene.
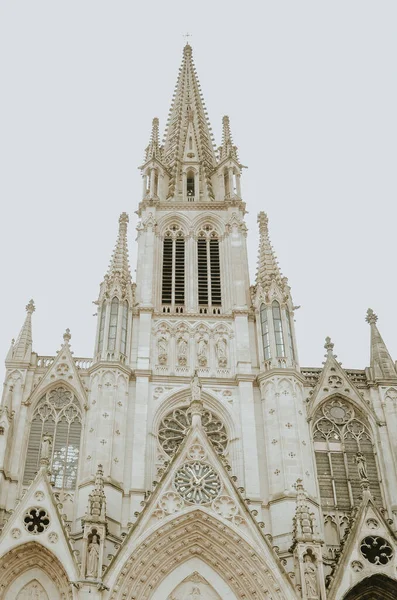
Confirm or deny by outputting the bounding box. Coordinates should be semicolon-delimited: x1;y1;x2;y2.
0;542;72;600
151;387;236;441
108;510;292;600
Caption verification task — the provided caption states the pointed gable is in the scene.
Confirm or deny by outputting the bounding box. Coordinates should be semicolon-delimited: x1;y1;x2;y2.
27;329;87;407
0;468;79;582
327;495;397;600
105;415;296;599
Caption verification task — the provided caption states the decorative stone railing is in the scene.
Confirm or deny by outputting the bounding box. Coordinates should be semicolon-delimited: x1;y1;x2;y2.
36;356;93;370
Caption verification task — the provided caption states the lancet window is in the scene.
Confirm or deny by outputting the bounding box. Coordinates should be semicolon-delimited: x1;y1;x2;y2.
272;301;285;357
108;297;119;352
286;308;295;360
97;304;106;354
313;398;382;511
197;225;222;314
120;301;129;355
23;386;82;489
161;225;185;312
260;304;271;360
186;170;195;198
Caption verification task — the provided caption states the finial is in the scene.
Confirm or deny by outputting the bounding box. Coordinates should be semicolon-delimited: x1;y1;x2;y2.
324;336;335;357
183;42;192;57
366;308;378;325
119;212;129;227
63;328;71;344
26;299;35;314
257;212;269;234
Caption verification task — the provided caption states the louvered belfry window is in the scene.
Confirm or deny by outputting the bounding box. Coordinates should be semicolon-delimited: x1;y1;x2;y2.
313;398;382;510
161;226;185;311
97;303;106;354
23;386;82;489
272;300;285;357
197;226;222;311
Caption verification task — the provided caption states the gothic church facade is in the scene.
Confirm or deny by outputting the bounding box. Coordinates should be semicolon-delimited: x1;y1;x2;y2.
1;44;397;600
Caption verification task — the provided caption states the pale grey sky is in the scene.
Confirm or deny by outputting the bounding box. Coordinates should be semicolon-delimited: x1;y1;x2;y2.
1;1;396;375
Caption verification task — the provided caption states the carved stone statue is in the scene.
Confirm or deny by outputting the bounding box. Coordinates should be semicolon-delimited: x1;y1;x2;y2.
86;534;100;577
215;336;227;367
191;370;202;401
355;452;368;481
177;335;188;365
197;336;208;366
40;433;52;461
158;333;168;365
303;555;319;599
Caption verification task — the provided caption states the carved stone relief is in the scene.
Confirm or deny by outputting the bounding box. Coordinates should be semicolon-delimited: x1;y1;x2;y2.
167;571;221;600
16;580;49;600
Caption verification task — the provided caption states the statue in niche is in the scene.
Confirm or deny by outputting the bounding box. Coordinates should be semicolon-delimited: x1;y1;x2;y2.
355;452;368;481
86;534;100;577
197;336;208;366
215;336;227;367
303;555;319;599
191;370;202;402
40;433;52;462
177;334;188;365
158;332;168;365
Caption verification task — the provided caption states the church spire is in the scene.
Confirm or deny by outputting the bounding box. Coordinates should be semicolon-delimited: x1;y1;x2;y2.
105;212;132;290
256;212;287;294
145;117;162;162
163;43;217;200
366;308;397;381
219;115;238;162
7;299;35;364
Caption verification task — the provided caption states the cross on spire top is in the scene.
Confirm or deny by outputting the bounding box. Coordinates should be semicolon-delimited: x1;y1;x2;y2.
183;32;192;44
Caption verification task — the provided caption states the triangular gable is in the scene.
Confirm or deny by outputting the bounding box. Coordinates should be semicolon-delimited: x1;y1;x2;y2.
327;496;397;600
27;337;87;407
0;468;79;580
308;350;373;420
105;419;296;598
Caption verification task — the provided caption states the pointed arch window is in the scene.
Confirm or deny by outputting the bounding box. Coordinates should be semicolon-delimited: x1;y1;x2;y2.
260;304;271;360
313;398;382;514
186;170;195;198
120;301;129;356
161;225;185;312
97;303;106;354
272;301;285;357
23;386;82;489
286;308;295;360
197;226;222;313
108;297;119;352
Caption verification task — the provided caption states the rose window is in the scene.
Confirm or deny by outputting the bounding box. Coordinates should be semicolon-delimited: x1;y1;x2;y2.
174;462;221;504
159;407;228;456
23;507;50;534
360;536;393;565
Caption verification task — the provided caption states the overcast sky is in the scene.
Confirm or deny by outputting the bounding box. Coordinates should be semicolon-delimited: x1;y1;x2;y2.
1;1;396;376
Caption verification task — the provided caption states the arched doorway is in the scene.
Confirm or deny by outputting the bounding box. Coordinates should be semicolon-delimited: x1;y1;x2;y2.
343;574;397;600
0;543;72;600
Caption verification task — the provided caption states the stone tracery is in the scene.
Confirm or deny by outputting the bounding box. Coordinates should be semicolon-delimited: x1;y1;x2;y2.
158;406;228;456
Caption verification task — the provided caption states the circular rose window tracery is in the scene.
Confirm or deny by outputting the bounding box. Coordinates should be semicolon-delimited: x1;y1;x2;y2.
158;406;228;456
360;536;393;565
174;462;221;504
